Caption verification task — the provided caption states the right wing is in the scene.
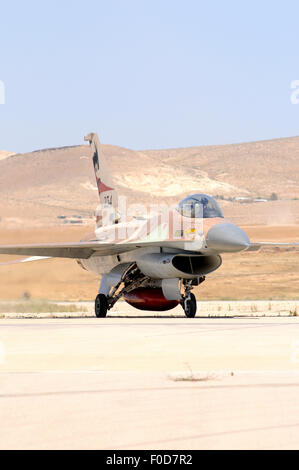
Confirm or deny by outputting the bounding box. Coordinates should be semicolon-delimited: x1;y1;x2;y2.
247;242;299;252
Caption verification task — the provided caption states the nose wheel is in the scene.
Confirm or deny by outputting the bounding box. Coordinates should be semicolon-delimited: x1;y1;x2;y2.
95;294;108;318
182;292;197;318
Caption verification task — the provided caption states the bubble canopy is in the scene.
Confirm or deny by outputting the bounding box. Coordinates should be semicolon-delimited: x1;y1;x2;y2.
176;194;224;219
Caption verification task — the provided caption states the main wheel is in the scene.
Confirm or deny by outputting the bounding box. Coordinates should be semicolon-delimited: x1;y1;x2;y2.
183;293;197;318
95;294;108;318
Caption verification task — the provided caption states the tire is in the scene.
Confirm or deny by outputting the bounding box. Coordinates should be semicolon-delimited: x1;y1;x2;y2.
95;294;108;318
183;293;197;318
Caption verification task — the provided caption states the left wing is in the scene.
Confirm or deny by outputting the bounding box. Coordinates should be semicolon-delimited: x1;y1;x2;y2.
0;240;184;260
0;256;51;266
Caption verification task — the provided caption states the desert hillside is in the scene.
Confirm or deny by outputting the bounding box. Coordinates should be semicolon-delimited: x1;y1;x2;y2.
0;151;15;161
0;136;298;228
143;136;299;199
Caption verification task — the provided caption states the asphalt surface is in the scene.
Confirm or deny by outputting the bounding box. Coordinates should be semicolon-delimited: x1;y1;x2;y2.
1;313;299;449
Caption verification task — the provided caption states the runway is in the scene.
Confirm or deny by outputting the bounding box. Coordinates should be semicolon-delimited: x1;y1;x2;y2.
1;312;299;449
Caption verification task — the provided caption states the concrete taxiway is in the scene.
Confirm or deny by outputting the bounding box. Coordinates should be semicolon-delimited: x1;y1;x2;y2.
1;308;299;449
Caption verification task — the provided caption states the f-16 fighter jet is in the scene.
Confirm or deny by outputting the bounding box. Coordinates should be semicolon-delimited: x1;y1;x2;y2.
0;134;297;317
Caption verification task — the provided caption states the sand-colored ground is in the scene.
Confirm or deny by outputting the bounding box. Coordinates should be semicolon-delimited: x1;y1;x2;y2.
0;225;298;301
0;299;298;319
1;314;299;449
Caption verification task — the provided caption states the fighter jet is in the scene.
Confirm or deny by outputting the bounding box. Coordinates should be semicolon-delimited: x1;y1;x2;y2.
0;134;297;318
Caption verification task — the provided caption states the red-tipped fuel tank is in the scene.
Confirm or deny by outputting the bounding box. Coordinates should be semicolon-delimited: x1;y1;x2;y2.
124;287;179;311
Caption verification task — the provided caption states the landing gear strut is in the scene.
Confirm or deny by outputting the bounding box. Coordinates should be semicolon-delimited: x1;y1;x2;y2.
94;263;150;318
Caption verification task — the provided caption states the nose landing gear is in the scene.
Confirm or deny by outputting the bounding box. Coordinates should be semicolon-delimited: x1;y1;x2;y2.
182;292;197;318
180;277;205;318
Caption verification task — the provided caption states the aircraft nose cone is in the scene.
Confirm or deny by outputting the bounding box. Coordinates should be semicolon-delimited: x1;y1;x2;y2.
206;223;250;253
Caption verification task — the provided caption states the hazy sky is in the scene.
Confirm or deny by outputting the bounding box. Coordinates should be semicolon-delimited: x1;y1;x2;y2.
1;0;299;153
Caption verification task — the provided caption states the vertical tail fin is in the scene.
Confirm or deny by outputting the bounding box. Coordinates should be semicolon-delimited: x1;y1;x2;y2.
84;133;117;209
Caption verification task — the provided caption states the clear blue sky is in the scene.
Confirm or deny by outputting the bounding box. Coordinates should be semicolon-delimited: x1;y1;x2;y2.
1;0;299;153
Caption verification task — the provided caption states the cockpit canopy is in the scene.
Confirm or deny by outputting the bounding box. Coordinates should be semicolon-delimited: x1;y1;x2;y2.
176;194;224;219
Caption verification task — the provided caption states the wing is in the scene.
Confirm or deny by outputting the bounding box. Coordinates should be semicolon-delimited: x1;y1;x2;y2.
247;242;299;252
0;256;51;266
0;240;184;260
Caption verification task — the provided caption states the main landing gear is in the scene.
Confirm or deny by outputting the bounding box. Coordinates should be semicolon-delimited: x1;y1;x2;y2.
95;263;150;318
95;294;108;318
94;268;206;319
95;291;199;318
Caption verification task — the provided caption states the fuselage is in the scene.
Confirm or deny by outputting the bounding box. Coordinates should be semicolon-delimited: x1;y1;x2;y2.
79;203;250;277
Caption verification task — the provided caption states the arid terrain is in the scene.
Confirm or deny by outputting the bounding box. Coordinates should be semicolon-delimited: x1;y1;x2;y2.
0;151;15;161
0;135;299;227
0;136;298;301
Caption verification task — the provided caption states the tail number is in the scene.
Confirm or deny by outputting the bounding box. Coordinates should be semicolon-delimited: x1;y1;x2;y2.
104;195;113;206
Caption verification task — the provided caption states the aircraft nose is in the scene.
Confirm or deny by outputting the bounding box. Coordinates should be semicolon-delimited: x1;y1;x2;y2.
206;223;250;253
